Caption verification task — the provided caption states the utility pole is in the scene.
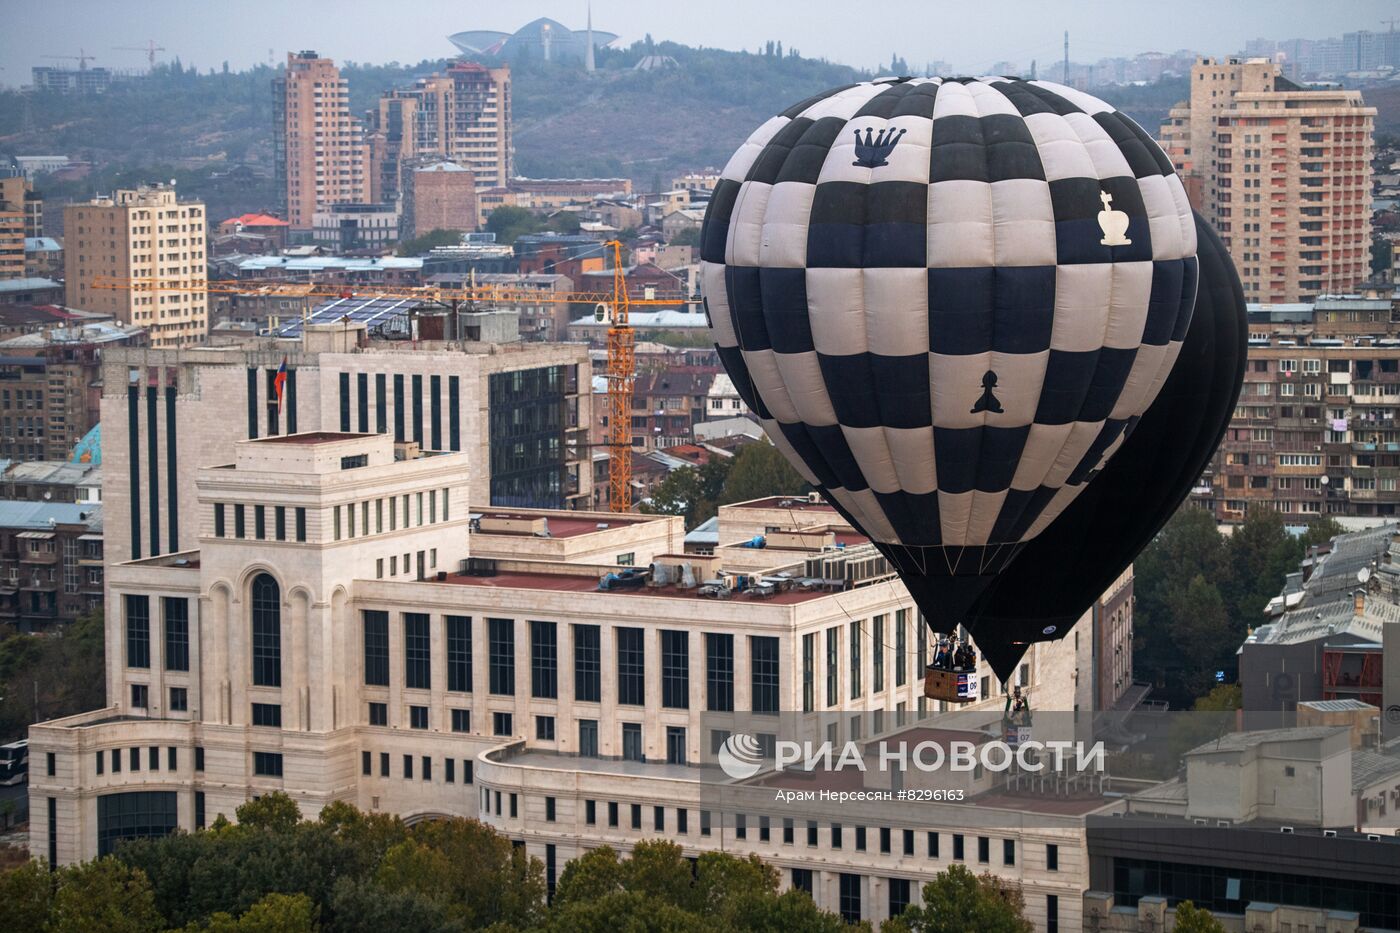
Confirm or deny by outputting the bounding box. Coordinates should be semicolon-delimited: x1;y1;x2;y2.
1063;31;1070;87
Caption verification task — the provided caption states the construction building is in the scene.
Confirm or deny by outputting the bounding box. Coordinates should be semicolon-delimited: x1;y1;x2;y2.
366;62;511;203
98;326;592;565
1158;57;1374;303
62;184;207;347
405;162;478;239
273;52;370;230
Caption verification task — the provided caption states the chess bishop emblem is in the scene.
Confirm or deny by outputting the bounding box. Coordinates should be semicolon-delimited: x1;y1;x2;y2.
1097;190;1132;246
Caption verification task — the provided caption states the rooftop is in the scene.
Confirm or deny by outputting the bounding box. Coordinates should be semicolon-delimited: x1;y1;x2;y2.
250;431;373;446
222;213;289;227
471;510;654;539
0;277;60;293
729;496;837;513
438;568;835;605
1186;726;1345;756
0;499;101;531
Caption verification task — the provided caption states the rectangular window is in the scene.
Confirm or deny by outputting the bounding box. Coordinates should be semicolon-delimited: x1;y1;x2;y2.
802;632;815;712
169;687;187;711
661;630;689;709
808;822;818;846
609;802;619;827
850;620;862;698
832;823;843;848
895;609;908;687
586;800;597;825
531;620;558;699
214;503;225;537
839;873;862;923
880;827;891;853
167;747;176;771
578;719;598;757
125;595;150;669
363;610;389;686
380;753;389;777
451;708;470;733
1047;895;1058;933
163;597;189;671
1003;839;1015;865
195;747;204;771
928;831;940;858
440;616;470;693
489;618;515;695
751;635;779;713
275;506;286;541
96;750;104;775
978;836;990;863
195;791;205;830
889;878;911;919
630;803;641;830
826;626;839;706
253;752;283;777
546;796;557;822
677;808;688;834
295;507;306;542
369;702;387;726
131;683;148;709
621;722;643;762
792;867;812;893
339;372;350;431
1046;843;1059;871
872;615;885;693
856;826;867;851
574;624;601;702
536;715;555;740
616;627;645;705
360;750;373;775
953;834;964;860
706;633;734;711
404;613;431;690
111;749;120;773
493;711;513;736
234;504;245;538
410;706;428;730
702;810;712;836
254;505;265;540
403;755;413;779
251;703;282;727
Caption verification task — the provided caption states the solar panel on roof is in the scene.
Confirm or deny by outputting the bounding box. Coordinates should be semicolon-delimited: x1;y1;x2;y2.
272;296;425;338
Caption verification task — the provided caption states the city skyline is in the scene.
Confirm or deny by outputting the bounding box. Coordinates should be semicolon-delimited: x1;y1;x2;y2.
3;0;1399;87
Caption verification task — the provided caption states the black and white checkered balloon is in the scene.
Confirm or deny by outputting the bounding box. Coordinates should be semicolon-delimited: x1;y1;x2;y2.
702;76;1197;578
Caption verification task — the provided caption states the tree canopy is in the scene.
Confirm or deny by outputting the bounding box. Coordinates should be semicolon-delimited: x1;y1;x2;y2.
883;864;1032;933
640;441;809;529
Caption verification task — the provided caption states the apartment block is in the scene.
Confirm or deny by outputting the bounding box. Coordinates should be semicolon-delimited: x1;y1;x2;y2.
273;52;370;229
0;176;26;280
1158;58;1374;303
98;326;591;564
28;424;1113;932
407;161;478;238
62;185;207;348
366;62;511;201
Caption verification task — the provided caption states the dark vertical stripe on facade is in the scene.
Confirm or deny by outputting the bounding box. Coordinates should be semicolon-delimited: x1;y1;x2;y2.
393;374;406;442
357;372;369;433
166;386;178;554
412;374;424;445
449;375;461;451
287;369;298;434
339;372;351;432
128;385;141;560
430;375;442;450
147;385;160;557
375;373;387;434
246;368;258;439
266;369;279;436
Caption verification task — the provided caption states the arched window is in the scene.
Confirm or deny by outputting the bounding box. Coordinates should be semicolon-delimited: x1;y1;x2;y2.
251;573;281;687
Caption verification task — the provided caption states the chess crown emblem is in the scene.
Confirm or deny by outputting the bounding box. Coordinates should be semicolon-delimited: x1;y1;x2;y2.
1097;190;1132;247
852;127;907;168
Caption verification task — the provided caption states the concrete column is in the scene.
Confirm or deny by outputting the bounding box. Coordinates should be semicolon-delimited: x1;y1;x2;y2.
289;590;309;730
558;622;575;751
429;611;447;731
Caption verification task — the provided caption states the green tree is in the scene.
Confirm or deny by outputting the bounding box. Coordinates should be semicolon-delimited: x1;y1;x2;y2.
0;859;54;931
1373;237;1393;279
640;459;730;529
895;865;1032;933
235;792;302;832
1298;516;1344;552
547;212;582;234
1173;900;1228;933
718;443;808;505
485;206;545;246
396;229;465;256
1224;507;1299;625
49;858;164;933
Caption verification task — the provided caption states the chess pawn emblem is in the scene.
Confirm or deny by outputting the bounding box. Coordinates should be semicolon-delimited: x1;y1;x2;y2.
1097;190;1132;247
971;370;1004;415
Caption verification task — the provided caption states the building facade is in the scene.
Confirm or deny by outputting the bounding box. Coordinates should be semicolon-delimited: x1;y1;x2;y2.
62;185;207;347
407;162;478;239
1159;57;1374;303
273;52;370;230
98;328;592;565
310;202;399;252
28;433;1113;930
367;62;512;202
0;499;102;630
0;176;27;280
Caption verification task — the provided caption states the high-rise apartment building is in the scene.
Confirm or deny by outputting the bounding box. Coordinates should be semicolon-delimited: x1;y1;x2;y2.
0;178;24;280
273;51;370;229
366;62;512;203
1159;58;1374;304
63;185;208;348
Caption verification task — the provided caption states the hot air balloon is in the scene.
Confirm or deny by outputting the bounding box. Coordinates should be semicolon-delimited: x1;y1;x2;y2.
700;76;1230;688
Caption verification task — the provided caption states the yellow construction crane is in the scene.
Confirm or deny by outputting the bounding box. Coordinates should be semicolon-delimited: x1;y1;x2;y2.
113;40;167;69
93;239;704;512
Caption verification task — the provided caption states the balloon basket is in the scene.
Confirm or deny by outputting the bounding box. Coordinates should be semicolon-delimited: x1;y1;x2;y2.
923;666;979;703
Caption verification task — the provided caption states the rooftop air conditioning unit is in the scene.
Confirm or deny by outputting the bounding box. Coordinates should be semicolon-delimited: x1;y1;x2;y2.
1280;826;1294;834
1323;829;1338;837
1367;833;1383;841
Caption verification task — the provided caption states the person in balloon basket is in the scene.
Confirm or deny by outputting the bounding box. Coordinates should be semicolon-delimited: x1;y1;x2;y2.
932;637;953;671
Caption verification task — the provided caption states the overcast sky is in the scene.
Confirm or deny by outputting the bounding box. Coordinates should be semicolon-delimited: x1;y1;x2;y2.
3;0;1396;86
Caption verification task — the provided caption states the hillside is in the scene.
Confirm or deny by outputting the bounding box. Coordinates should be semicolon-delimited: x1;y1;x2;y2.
0;42;1201;224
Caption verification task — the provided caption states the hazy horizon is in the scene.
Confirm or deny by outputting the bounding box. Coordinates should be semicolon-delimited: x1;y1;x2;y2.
3;0;1398;89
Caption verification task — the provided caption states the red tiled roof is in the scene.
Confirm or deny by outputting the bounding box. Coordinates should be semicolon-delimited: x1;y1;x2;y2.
224;213;290;227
